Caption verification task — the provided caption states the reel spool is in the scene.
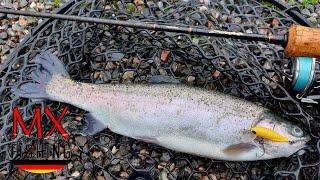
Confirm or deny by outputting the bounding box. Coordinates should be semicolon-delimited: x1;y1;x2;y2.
285;57;319;99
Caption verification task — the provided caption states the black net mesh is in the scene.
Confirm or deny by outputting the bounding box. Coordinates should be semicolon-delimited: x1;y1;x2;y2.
0;0;320;179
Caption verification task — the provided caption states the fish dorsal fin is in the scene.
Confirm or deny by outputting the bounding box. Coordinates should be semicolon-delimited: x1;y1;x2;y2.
223;143;258;155
83;112;108;135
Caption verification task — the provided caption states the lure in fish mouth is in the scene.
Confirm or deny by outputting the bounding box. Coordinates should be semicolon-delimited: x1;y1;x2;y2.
11;51;310;161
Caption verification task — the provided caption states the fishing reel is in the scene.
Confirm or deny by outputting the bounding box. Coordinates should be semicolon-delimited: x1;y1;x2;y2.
284;57;320;103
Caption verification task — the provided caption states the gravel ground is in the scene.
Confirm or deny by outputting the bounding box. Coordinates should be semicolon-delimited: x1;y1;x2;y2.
0;0;70;64
0;0;319;65
0;0;319;180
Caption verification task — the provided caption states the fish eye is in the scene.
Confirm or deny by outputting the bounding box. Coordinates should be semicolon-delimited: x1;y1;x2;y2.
252;130;256;134
291;126;304;137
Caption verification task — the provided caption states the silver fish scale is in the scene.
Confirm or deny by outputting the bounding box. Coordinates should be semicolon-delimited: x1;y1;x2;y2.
45;74;302;161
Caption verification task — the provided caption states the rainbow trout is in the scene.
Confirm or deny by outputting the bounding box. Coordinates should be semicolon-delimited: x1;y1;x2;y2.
12;51;309;161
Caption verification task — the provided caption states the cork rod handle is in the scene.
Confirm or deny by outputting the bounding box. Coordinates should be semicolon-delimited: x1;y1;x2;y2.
284;25;320;58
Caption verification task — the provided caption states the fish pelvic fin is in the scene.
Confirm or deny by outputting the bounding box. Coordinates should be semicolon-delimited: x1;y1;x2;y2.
223;143;258;155
83;112;108;135
12;51;69;99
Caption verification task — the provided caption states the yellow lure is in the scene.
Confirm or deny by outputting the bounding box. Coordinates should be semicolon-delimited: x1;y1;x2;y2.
250;126;289;142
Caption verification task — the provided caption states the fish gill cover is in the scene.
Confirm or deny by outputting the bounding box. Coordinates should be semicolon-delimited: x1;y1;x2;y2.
0;0;319;179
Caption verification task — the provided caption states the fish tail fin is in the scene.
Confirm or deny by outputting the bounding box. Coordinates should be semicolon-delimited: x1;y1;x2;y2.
12;51;69;99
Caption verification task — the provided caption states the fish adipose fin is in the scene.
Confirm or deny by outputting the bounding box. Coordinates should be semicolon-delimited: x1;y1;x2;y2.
223;143;258;155
12;51;69;99
83;113;108;135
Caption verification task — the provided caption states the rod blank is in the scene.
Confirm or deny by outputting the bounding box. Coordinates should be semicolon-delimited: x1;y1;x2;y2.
0;8;286;45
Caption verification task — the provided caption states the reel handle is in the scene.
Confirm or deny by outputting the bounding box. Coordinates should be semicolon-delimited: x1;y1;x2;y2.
284;25;320;58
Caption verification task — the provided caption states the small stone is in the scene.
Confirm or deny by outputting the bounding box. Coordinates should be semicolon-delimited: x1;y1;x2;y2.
27;17;38;25
199;6;208;12
30;2;36;9
1;45;10;55
93;71;103;79
133;57;140;64
212;70;221;78
92;151;102;158
112;146;119;154
75;136;87;146
187;76;196;83
7;14;18;19
221;15;228;22
169;163;175;171
161;50;171;62
0;13;6;19
306;5;315;12
19;0;28;8
18;17;28;27
12;24;22;32
75;115;82;121
259;28;268;35
159;68;167;75
232;17;242;24
139;149;148;155
122;71;134;81
160;152;171;162
263;61;272;70
271;18;280;27
45;4;53;10
82;171;91;180
245;29;253;34
302;9;311;16
36;3;45;11
109;165;121;172
308;17;317;24
106;62;116;70
208;174;217;180
157;1;164;11
160;169;169;180
0;32;8;40
198;166;205;172
131;158;141;167
120;172;129;178
71;171;80;178
210;9;220;19
311;13;318;18
84;162;93;170
255;19;264;26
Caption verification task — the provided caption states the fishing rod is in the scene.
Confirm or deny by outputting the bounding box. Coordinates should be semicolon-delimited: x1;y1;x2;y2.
0;8;319;58
0;8;320;95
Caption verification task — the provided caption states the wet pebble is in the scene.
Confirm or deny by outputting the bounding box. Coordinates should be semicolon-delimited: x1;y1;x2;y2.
160;152;171;162
109;164;121;172
75;136;87;146
84;162;94;170
161;50;171;63
0;32;8;40
122;71;135;81
187;76;196;83
302;9;311;16
0;13;6;19
71;171;80;178
19;0;28;8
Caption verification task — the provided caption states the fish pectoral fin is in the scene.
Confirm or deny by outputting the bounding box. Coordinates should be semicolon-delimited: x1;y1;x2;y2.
223;143;258;155
83;112;108;135
134;136;159;144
